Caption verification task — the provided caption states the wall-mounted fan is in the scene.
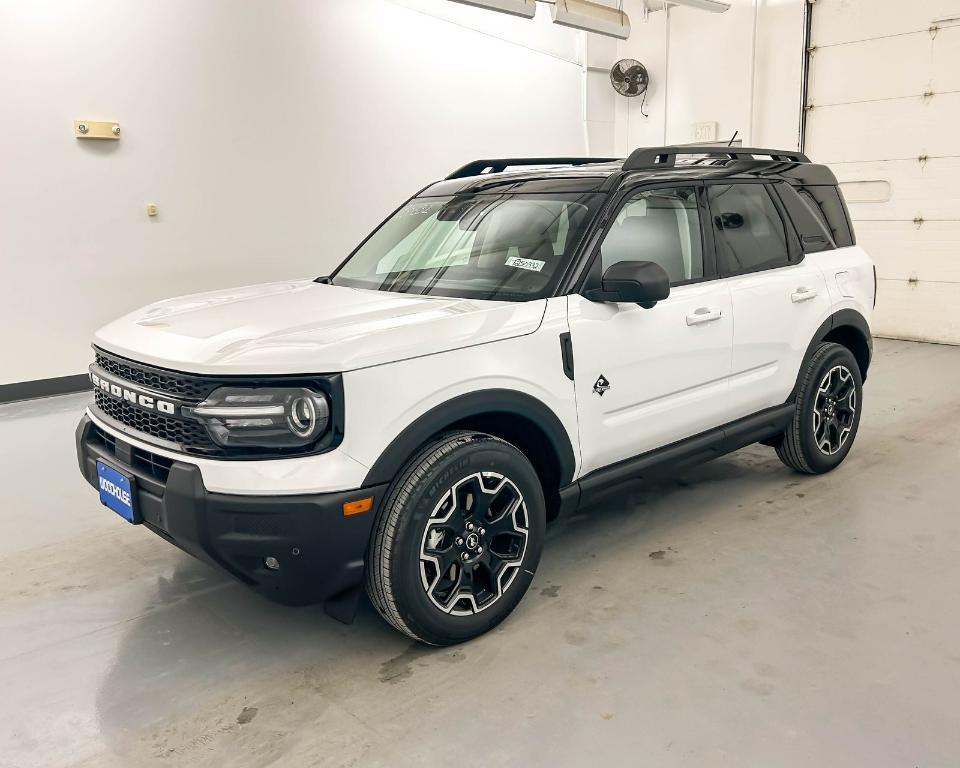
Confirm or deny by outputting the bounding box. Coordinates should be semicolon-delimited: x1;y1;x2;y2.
610;58;649;116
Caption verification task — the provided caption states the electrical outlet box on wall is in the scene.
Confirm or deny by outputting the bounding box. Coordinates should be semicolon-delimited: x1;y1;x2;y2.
74;120;121;139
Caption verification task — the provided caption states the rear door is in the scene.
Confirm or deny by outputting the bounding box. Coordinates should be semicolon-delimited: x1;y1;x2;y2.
706;181;832;421
568;183;734;477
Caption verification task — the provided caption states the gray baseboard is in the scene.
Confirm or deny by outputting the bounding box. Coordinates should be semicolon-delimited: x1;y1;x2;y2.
0;374;91;404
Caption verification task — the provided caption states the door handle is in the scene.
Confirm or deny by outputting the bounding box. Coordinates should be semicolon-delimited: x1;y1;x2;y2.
791;287;818;303
686;307;722;326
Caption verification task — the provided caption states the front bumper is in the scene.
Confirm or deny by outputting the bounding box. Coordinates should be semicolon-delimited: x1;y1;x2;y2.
76;415;388;608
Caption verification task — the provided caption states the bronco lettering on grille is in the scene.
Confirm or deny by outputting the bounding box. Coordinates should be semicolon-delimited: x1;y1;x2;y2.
89;370;178;415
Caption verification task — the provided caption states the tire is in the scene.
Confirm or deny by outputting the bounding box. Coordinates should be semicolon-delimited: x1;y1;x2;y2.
365;430;546;646
775;342;863;474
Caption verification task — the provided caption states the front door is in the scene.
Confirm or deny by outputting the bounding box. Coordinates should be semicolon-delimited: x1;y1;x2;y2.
568;184;734;478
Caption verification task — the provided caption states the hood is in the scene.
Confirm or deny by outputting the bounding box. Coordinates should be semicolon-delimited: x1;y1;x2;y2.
93;280;546;375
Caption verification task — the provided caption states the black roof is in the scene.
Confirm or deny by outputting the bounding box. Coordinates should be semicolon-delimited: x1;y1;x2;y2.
420;146;838;197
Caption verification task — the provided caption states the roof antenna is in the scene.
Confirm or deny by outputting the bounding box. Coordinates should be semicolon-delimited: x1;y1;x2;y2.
727;130;739;147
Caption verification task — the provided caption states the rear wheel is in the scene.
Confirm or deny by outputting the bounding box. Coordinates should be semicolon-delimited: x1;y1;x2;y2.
775;342;863;474
365;431;545;646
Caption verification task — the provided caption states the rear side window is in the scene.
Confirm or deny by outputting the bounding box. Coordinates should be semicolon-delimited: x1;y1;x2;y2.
707;183;790;276
798;185;854;247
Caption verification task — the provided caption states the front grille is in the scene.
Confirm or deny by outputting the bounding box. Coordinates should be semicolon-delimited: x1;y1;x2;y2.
93;389;213;450
92;424;174;483
92;347;222;453
94;424;117;454
90;346;343;458
132;446;174;482
95;349;218;401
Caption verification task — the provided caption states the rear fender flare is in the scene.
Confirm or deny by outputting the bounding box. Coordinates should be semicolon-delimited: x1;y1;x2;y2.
791;309;872;401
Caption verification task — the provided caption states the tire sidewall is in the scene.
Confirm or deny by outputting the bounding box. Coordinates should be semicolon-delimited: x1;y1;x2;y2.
798;345;863;472
388;436;546;645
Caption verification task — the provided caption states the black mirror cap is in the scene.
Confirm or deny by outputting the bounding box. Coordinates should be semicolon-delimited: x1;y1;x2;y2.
716;211;744;229
584;260;671;306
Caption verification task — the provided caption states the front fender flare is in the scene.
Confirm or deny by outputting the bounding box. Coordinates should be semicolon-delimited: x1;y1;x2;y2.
361;389;577;489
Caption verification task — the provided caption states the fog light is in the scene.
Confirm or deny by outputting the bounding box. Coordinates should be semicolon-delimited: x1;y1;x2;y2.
264;556;281;571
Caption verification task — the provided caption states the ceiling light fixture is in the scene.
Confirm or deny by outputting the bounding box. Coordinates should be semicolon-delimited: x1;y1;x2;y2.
445;0;537;19
644;0;731;13
551;0;631;40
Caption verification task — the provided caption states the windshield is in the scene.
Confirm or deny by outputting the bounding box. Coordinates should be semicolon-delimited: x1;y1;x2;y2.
331;193;603;301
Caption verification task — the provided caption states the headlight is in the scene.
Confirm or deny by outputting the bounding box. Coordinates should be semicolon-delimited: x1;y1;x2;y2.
192;386;330;449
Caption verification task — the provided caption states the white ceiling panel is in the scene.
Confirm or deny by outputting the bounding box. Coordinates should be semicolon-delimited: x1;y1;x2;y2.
810;0;960;47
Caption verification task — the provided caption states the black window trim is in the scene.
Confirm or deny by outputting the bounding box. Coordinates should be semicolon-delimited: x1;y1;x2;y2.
773;181;837;253
702;178;804;281
792;186;836;243
572;179;720;295
795;183;856;248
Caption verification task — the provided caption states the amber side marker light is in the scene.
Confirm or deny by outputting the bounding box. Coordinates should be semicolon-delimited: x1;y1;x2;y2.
343;496;373;516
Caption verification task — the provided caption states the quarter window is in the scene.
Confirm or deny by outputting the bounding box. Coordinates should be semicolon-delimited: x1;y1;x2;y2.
798;185;854;247
600;186;704;285
708;184;790;275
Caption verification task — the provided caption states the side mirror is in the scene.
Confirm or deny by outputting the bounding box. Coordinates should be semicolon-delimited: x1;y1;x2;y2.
583;260;670;308
715;212;744;229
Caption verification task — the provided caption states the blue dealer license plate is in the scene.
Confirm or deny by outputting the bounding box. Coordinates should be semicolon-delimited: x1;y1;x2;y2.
96;460;139;523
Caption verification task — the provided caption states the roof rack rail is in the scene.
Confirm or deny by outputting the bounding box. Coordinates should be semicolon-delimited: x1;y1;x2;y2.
622;145;810;171
445;157;619;180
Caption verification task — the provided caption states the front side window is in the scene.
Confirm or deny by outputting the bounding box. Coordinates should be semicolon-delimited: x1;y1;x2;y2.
600;186;704;284
332;193;602;301
708;183;790;275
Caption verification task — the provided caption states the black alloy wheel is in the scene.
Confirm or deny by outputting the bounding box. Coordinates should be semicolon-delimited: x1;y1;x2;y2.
812;364;857;455
366;431;545;645
419;470;529;616
775;341;863;474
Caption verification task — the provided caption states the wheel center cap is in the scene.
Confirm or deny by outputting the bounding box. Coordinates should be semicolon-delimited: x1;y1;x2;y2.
465;533;479;549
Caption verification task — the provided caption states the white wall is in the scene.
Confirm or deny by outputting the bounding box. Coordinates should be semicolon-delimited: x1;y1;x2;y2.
0;0;587;384
0;0;807;385
611;0;805;154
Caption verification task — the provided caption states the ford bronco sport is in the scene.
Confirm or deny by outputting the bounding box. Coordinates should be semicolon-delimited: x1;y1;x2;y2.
77;146;874;645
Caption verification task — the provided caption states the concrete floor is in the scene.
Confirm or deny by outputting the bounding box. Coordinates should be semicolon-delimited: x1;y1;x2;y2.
1;338;958;768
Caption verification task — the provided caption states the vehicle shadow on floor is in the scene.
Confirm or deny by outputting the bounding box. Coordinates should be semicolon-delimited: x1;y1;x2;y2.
91;446;796;762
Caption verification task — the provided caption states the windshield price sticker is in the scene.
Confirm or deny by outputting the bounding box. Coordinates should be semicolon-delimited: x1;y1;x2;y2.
505;256;545;272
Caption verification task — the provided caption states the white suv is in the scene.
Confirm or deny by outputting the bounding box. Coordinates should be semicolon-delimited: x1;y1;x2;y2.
76;146;875;645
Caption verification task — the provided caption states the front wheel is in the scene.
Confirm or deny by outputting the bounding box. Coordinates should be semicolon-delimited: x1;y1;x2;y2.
775;342;863;474
365;431;546;646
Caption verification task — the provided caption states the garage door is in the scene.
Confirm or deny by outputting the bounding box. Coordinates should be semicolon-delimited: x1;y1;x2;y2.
804;0;960;344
